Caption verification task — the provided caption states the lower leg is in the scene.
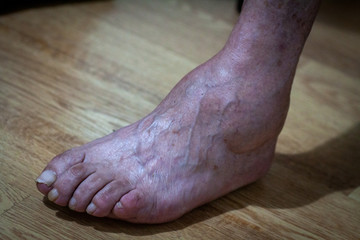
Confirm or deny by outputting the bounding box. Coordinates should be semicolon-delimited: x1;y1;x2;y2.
36;0;320;223
209;0;321;151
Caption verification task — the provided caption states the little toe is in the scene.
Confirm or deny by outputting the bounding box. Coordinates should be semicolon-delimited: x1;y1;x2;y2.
69;173;114;212
49;162;94;206
110;189;146;222
86;180;133;217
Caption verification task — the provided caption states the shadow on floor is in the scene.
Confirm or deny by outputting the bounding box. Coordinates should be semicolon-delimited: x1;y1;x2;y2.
0;0;110;15
43;123;360;235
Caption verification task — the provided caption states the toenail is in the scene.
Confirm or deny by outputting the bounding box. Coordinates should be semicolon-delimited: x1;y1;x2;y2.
48;188;59;202
69;197;77;210
86;203;96;214
36;170;57;186
116;201;123;209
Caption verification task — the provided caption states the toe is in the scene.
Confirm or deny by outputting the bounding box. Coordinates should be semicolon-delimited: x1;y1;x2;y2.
36;182;52;195
69;173;113;212
110;189;146;221
86;179;133;217
49;162;94;206
36;149;85;194
36;170;56;195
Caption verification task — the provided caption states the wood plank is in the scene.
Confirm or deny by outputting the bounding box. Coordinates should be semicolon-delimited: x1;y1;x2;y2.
0;0;359;239
349;187;360;203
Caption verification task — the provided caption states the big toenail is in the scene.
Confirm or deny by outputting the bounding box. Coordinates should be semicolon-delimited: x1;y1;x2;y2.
69;198;77;210
48;188;59;202
86;203;96;214
36;170;57;186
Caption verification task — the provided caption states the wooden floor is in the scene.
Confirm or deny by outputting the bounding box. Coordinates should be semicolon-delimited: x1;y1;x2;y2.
1;0;359;239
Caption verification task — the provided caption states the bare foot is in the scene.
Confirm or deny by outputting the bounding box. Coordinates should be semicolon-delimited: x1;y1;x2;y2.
36;0;320;224
36;58;282;223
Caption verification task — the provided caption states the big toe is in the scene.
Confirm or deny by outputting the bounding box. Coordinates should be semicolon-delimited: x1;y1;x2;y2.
36;170;57;194
36;148;85;196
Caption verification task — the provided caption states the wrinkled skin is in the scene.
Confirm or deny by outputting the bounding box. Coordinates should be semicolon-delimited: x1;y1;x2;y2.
36;0;320;224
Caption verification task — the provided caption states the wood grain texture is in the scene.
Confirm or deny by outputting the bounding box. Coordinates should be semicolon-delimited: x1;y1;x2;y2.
1;0;359;239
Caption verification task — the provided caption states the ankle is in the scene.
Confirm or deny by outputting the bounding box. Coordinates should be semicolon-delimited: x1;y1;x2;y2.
228;0;321;50
217;0;320;81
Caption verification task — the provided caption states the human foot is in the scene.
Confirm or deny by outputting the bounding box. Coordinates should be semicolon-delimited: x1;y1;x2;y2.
36;0;320;224
36;59;281;223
